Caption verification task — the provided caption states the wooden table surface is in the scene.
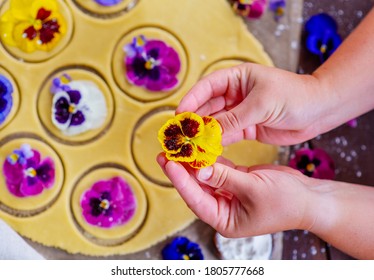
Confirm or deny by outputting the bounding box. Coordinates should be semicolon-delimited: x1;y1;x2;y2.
282;0;374;260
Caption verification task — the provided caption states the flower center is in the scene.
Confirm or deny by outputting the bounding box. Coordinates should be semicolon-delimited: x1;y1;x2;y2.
276;7;285;17
320;44;327;54
68;104;77;114
145;57;159;70
7;153;19;164
306;163;315;172
25;167;37;178
99;199;110;210
33;19;43;31
182;254;190;260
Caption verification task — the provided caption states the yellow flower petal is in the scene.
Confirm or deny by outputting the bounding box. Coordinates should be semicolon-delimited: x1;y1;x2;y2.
9;0;32;20
0;20;17;46
158;119;185;154
158;112;223;169
165;143;197;163
12;21;38;52
30;0;59;18
190;116;223;168
175;112;204;139
0;0;66;53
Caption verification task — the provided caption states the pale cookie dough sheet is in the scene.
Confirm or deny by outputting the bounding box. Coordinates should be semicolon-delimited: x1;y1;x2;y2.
0;0;301;259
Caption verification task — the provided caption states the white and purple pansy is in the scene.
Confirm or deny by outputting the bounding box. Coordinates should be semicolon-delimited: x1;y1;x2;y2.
2;144;55;197
80;177;137;228
123;35;181;92
50;74;107;136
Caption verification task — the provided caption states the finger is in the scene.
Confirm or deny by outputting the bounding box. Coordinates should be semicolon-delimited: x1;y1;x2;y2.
176;67;241;114
158;155;221;225
195;96;226;116
214;95;269;139
196;163;254;198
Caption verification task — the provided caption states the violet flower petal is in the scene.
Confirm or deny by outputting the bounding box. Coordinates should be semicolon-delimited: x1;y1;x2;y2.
3;160;24;186
36;158;55;188
0;75;13;124
81;177;136;228
53;95;71;124
162;236;204;260
20;176;44;196
67;90;82;105
94;0;123;6
70;110;85;126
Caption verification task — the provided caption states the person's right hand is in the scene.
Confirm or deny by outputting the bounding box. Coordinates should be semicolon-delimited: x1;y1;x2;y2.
177;63;328;146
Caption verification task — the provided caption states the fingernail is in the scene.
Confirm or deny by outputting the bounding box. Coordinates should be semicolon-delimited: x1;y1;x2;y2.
198;166;213;181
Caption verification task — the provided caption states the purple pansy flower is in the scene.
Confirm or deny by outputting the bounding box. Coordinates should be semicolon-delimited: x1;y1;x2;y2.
2;144;55;197
0;74;13;125
123;35;181;92
51;74;107;136
268;0;286;21
80;177;136;228
289;148;335;180
305;13;342;62
162;236;204;260
231;0;267;19
94;0;123;6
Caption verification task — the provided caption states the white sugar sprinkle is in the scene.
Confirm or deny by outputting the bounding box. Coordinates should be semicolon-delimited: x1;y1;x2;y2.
310;246;317;256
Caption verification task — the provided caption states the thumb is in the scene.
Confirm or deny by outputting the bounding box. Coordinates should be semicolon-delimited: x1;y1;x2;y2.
197;163;254;199
215;94;270;138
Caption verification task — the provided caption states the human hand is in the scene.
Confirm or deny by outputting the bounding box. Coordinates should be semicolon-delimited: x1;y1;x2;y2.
157;153;320;238
177;63;326;146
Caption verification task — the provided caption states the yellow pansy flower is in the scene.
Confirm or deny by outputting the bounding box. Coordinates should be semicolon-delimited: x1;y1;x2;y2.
0;0;66;53
158;112;223;169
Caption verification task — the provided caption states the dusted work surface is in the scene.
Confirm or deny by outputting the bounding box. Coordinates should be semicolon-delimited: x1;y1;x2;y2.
0;0;285;259
282;0;374;260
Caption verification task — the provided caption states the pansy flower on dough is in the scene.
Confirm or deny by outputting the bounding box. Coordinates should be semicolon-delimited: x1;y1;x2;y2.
123;35;181;92
305;13;342;62
0;74;13;125
231;0;267;19
50;74;107;136
0;0;66;53
80;177;137;228
94;0;123;6
289;148;335;180
2;144;55;197
162;236;204;260
158;112;223;169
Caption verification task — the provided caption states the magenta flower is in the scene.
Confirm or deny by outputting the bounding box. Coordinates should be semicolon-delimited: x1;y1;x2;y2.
2;144;55;197
80;177;136;228
346;118;357;128
231;0;267;19
123;35;181;92
289;148;335;180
